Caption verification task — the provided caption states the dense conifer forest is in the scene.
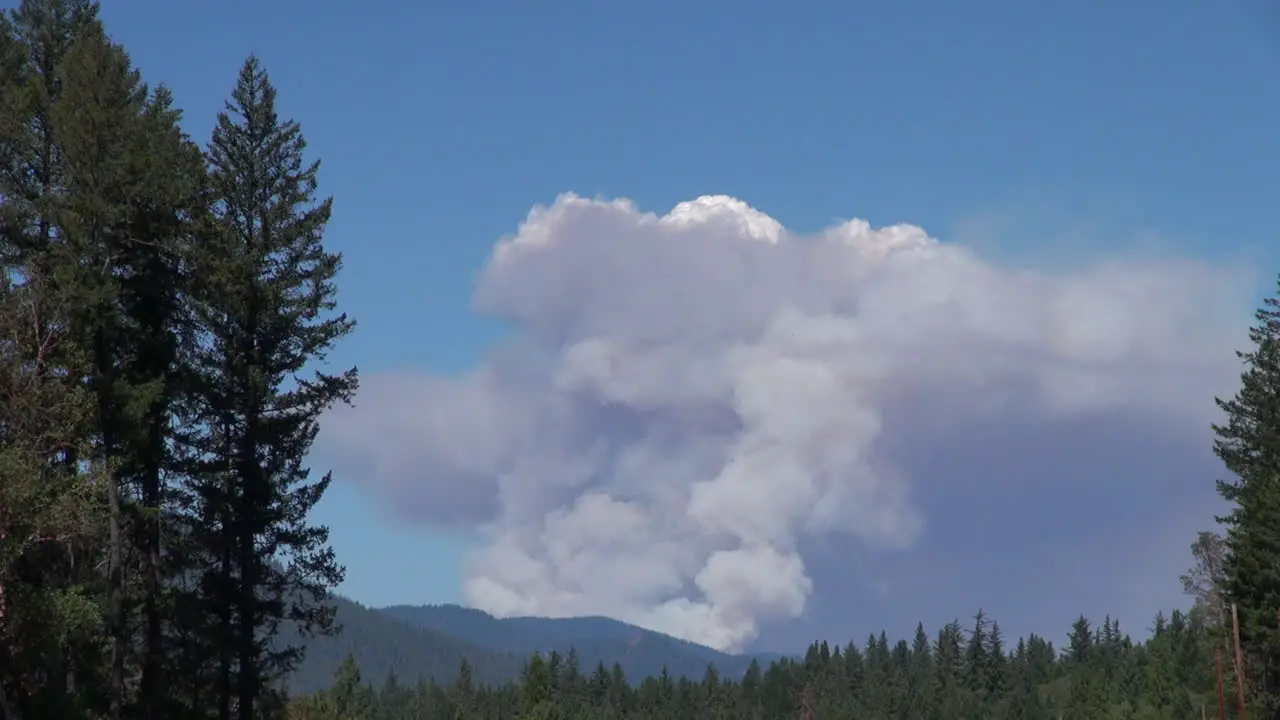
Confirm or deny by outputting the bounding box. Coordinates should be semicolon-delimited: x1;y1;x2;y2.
294;608;1224;719
2;1;1279;719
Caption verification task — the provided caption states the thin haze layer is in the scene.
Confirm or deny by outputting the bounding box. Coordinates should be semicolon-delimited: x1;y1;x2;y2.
322;194;1249;652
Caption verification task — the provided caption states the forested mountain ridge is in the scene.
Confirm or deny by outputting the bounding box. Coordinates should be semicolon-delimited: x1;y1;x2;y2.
279;597;527;695
377;603;785;682
283;599;787;694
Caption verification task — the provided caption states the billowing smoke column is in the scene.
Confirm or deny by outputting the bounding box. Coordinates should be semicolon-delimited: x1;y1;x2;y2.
323;194;1247;652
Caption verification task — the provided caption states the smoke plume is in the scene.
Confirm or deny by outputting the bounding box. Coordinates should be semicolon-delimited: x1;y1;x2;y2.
322;194;1249;652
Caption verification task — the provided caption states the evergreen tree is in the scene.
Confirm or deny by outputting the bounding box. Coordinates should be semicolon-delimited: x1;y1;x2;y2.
51;24;146;719
520;654;556;719
329;655;372;720
903;622;934;717
0;0;100;268
1213;262;1280;715
52;22;206;720
987;621;1009;700
115;83;207;720
2;4;204;719
0;4;107;718
964;609;991;696
187;55;356;720
451;659;476;719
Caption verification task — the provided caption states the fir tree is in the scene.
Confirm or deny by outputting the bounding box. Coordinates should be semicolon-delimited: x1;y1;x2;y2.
0;0;101;266
1214;263;1280;715
51;22;207;720
188;55;356;720
329;655;372;720
52;24;147;719
520;654;555;718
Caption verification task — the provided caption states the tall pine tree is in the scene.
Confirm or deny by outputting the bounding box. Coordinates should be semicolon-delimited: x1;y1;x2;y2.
118;83;208;720
187;55;355;720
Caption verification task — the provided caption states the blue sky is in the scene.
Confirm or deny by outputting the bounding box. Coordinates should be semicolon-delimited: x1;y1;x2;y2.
87;0;1280;650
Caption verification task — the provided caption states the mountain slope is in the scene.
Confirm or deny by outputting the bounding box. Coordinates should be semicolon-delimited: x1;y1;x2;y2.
378;604;785;682
281;595;525;694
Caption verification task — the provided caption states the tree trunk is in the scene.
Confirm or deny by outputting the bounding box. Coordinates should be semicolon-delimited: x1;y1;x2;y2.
235;427;259;720
139;449;164;720
98;328;126;720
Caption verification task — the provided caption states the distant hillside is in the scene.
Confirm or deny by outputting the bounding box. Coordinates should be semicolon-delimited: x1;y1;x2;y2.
377;603;786;682
281;595;526;695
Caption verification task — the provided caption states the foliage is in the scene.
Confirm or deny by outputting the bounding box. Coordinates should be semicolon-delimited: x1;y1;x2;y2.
293;608;1224;719
0;2;354;718
282;595;526;696
1213;219;1280;714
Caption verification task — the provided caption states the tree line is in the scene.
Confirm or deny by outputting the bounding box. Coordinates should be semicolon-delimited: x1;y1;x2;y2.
5;0;1280;719
295;607;1220;719
0;1;355;719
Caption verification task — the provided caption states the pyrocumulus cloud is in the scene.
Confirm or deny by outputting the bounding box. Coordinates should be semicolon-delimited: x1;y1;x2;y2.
322;194;1248;652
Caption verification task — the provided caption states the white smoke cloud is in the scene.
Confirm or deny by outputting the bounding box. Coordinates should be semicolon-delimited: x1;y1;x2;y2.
322;193;1250;652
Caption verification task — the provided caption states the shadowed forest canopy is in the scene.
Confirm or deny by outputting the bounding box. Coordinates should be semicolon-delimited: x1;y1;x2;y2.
1;1;1279;719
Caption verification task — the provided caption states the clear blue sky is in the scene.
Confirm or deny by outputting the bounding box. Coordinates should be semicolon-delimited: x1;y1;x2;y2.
87;0;1280;616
